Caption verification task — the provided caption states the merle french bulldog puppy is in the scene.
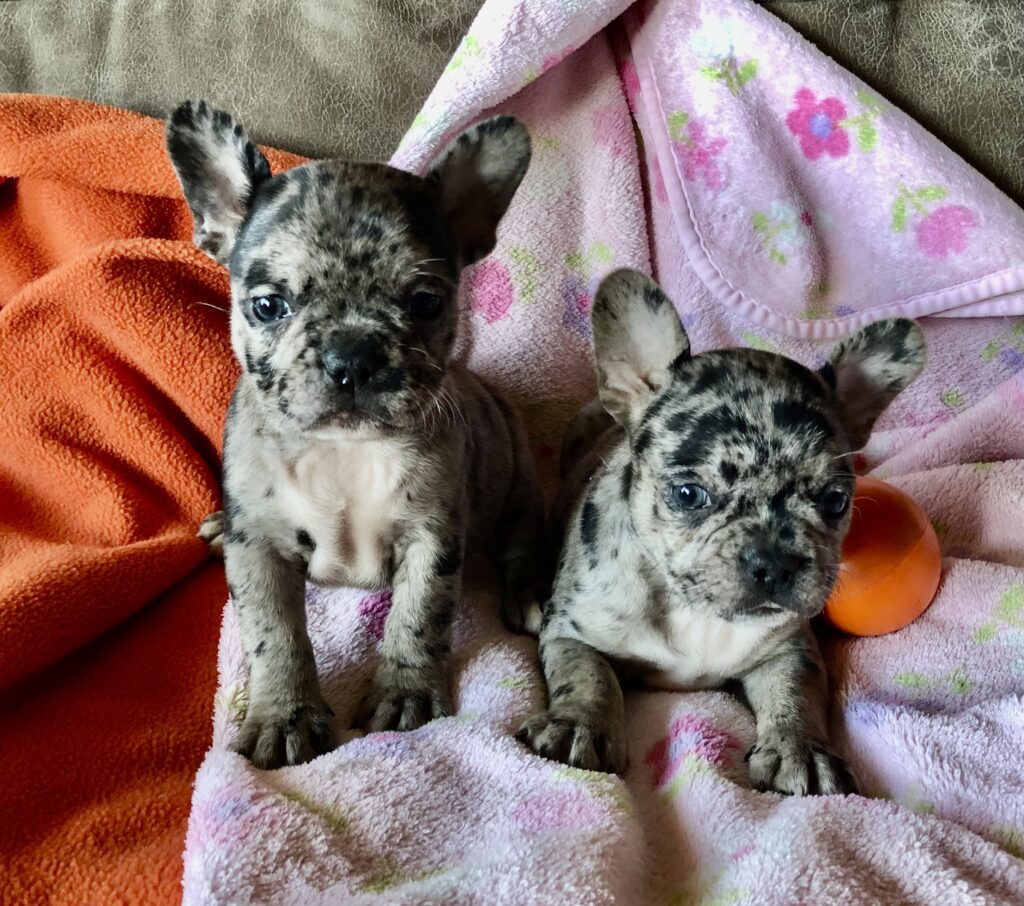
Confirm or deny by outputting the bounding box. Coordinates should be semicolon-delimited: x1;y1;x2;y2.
518;269;926;795
166;101;544;769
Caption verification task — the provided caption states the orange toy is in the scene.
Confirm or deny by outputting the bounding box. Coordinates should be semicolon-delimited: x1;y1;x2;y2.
823;476;942;636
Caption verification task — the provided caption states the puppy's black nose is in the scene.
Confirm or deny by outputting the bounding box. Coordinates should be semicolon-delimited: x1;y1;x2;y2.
322;338;386;396
738;544;804;600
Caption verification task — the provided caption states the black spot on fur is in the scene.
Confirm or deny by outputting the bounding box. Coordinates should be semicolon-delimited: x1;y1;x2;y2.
244;258;274;289
671;405;750;468
251;173;289;209
642;283;665;311
771;400;832;452
633;426;655;457
254;640;266;657
643;390;674;425
621;461;633;499
665;409;692;434
719;461;738;483
580;498;599;554
552;682;576;699
769;481;797;516
689;360;732;397
296;530;315;550
251;353;275;393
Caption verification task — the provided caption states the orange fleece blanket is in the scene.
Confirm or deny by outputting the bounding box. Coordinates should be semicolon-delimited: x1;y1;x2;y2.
0;94;301;904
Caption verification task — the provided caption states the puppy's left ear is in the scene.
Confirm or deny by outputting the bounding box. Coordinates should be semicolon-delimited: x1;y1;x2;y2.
165;100;271;264
592;269;691;432
426;116;531;265
822;318;926;449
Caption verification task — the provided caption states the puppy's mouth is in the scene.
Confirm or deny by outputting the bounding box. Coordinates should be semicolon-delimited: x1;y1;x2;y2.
312;408;391;435
735;592;830;621
734;596;788;618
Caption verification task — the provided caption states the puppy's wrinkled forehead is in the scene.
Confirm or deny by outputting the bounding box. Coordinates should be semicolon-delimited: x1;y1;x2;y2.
231;162;457;297
638;350;843;479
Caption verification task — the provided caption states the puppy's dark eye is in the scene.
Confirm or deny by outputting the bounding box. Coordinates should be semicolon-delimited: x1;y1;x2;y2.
820;488;850;518
670;483;712;511
251;294;292;323
409;290;444;320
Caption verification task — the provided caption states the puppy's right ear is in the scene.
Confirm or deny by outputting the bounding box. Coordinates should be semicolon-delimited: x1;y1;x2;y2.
165;100;271;264
591;269;690;431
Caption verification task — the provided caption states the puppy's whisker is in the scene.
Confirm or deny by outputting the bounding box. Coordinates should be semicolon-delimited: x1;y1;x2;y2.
192;300;230;313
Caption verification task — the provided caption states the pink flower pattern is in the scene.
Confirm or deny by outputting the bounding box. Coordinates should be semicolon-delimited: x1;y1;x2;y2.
468;258;514;323
645;713;741;789
358;590;392;641
786;88;850;160
511;789;607;833
561;273;599;336
673;119;728;191
915;205;978;260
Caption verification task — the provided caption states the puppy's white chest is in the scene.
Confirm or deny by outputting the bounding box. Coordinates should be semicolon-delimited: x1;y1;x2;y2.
580;591;789;689
640;610;788;689
276;437;409;587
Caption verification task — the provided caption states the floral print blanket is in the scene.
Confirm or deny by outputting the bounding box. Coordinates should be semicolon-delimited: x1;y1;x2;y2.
183;1;1024;902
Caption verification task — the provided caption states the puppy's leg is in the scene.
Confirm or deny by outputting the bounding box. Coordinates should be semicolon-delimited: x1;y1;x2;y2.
517;635;628;773
742;631;855;796
495;414;545;634
358;521;463;732
227;537;335;770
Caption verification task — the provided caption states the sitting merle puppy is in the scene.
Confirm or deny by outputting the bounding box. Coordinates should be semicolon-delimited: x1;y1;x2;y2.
166;101;543;769
519;269;926;795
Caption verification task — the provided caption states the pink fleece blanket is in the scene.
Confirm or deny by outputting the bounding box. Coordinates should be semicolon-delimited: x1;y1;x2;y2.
183;0;1024;902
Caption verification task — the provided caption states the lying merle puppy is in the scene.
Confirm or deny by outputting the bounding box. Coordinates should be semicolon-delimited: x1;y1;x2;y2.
519;269;925;795
166;101;543;769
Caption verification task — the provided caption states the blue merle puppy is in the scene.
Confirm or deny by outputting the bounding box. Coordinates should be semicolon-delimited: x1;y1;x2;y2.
166;101;544;769
518;269;926;795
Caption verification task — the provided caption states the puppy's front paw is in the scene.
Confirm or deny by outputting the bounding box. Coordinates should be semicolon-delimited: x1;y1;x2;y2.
234;700;336;770
747;730;855;796
517;707;628;774
198;510;225;556
358;664;451;732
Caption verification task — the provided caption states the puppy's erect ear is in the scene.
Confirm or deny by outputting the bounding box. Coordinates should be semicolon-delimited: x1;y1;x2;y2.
165;100;271;264
591;269;691;431
822;318;926;450
426;116;531;265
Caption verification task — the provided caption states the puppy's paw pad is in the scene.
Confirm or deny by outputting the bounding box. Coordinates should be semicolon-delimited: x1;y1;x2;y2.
748;732;855;796
234;703;336;770
358;668;451;733
517;709;628;774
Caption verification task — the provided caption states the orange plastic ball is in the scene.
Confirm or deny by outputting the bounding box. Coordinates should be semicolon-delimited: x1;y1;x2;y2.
823;476;942;636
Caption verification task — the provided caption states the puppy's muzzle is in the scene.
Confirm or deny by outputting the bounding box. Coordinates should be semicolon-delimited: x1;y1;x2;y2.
738;542;807;607
322;336;388;411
